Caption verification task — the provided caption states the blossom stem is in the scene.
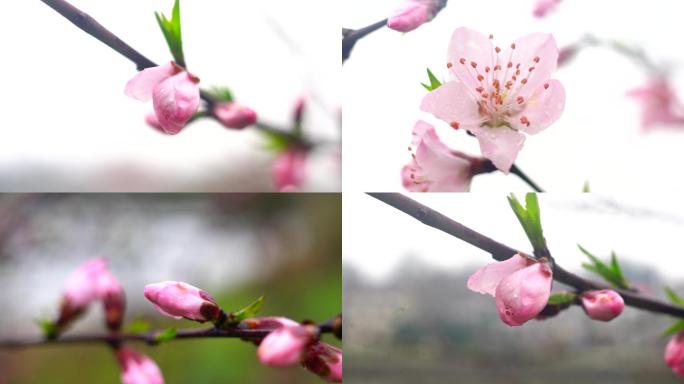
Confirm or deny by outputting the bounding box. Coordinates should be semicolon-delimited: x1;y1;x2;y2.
509;164;545;192
342;19;388;63
0;314;341;349
39;0;303;143
368;193;684;319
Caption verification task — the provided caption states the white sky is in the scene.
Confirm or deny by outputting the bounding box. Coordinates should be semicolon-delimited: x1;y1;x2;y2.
0;0;340;191
344;193;684;283
342;0;684;193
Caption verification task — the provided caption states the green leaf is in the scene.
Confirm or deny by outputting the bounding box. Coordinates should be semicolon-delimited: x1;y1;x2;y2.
547;291;577;305
124;318;152;334
231;296;265;324
205;87;234;103
663;320;684;337
507;193;548;257
261;130;293;153
154;327;177;343
421;68;442;91
578;245;629;289
35;318;58;340
665;287;684;306
155;0;185;67
582;180;590;193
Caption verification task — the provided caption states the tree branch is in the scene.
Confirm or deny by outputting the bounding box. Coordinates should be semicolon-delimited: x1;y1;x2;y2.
342;19;388;63
0;315;341;349
40;0;303;143
368;193;684;318
509;164;544;192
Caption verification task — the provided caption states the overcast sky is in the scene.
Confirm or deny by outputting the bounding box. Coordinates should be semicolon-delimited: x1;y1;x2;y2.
342;0;684;193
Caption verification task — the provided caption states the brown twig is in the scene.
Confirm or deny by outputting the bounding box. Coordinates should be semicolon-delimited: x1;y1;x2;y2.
40;0;303;143
368;193;684;318
342;19;388;63
0;315;341;349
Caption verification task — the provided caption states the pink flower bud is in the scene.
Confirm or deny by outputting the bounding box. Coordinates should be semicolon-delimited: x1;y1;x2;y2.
143;281;221;323
145;113;164;133
214;102;257;129
580;289;624;322
125;62;200;135
303;342;343;383
257;325;317;367
495;261;553;326
152;72;200;135
557;45;578;66
387;1;444;32
116;347;165;384
272;148;307;192
57;258;108;328
666;331;684;376
239;316;301;330
533;0;562;18
98;270;126;331
627;77;684;131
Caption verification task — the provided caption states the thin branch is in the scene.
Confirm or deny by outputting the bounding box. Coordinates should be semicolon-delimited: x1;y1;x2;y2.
342;19;388;63
509;164;545;192
368;193;684;319
0;315;341;349
40;0;303;143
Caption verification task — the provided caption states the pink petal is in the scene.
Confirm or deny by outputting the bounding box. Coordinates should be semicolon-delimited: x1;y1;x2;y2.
402;121;475;192
152;72;200;135
124;62;177;101
505;33;559;100
512;79;565;134
495;262;553;326
387;2;431;32
666;331;684;376
469;126;525;173
467;254;529;297
447;28;495;91
420;81;483;129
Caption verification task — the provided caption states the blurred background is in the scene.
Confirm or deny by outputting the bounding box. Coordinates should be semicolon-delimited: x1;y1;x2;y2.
0;193;341;383
344;193;684;383
0;0;340;191
342;0;684;193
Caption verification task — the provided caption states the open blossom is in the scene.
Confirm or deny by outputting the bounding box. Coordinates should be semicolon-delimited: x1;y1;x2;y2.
143;281;221;323
303;342;343;383
627;77;684;131
421;27;565;173
580;290;624;322
468;253;553;326
533;0;562;18
402;120;481;192
125;62;200;135
387;0;446;32
666;331;684;377
257;325;317;367
214;102;257;129
116;347;164;384
273;147;307;192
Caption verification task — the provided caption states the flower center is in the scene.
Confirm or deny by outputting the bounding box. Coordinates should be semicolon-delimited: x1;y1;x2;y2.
447;34;550;129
